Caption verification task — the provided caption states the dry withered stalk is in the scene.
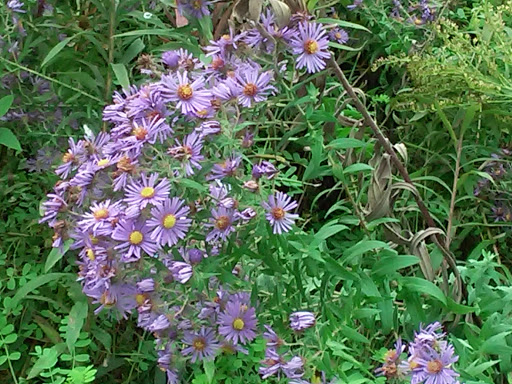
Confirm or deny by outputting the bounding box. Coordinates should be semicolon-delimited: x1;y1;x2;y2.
329;57;467;310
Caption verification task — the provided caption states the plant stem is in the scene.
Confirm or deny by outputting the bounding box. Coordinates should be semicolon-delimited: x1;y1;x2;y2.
445;133;464;249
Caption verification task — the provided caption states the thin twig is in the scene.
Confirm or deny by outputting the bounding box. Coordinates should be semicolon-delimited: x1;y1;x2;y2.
445;134;464;249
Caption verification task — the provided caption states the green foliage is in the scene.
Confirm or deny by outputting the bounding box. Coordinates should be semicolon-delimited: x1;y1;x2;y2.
1;0;512;383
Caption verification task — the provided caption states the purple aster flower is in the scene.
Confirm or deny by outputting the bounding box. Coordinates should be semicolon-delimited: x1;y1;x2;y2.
329;27;349;44
162;50;180;68
259;347;284;379
262;191;299;234
282;356;305;379
147;198;192;247
148;314;171;331
252;161;278;179
208;155;242;180
206;29;241;57
212;78;240;102
491;204;512;222
168;132;204;176
112;219;159;262
7;1;25;13
410;322;445;355
196;120;222;137
218;300;257;344
290;22;331;73
78;200;124;236
263;325;284;348
40;193;67;225
85;283;137;319
178;0;211;19
376;338;407;379
136;278;155;292
124;173;170;213
182;327;219;362
169;261;193;284
56;138;86;179
182;248;205;264
289;311;315;331
205;207;236;243
160;71;211;115
236;207;257;222
411;344;459;384
236;70;276;107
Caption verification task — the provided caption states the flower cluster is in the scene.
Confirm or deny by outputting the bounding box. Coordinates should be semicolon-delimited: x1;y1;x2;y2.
348;0;437;25
36;6;355;382
376;322;460;383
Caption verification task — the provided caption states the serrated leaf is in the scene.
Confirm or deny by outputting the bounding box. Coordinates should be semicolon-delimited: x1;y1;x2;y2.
66;301;88;353
0;95;14;117
0;128;21;151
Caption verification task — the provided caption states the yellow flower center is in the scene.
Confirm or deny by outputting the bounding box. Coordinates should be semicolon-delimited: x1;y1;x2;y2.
177;84;193;100
135;293;146;305
192;0;202;9
62;153;74;163
215;215;230;230
426;359;443;373
163;214;176;229
193;338;206;351
90;235;99;245
86;248;95;261
132;125;148;140
243;83;258;97
97;158;110;167
140;187;155;199
409;359;419;370
271;207;285;220
222;34;230;40
233;318;245;330
93;208;109;220
129;230;143;245
304;39;319;54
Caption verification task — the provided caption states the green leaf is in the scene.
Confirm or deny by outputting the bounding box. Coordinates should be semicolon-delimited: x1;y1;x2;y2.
0;128;21;151
446;297;476;315
44;240;72;272
317;18;371;32
7;273;73;311
343;163;373;174
327;138;367;150
329;41;363;52
9;352;21;360
3;333;17;344
0;95;14;117
27;348;59;379
111;63;131;91
203;360;215;384
325;256;359;281
1;325;14;335
342;240;390;264
372;255;419;275
66;301;88;353
41;34;80;67
340;324;370;344
400;277;447;305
